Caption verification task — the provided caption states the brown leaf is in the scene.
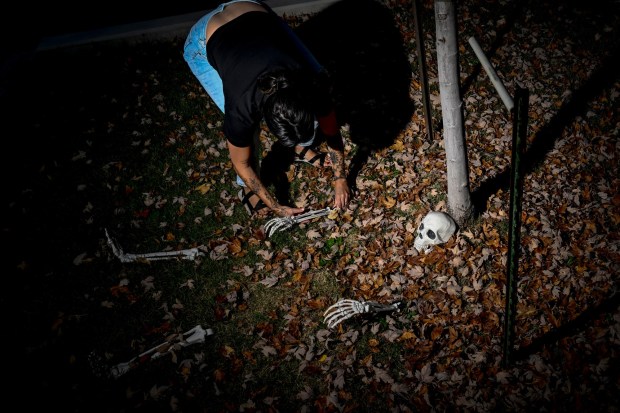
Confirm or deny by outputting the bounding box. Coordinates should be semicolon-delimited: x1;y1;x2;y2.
213;368;226;382
381;196;397;209
228;238;242;254
194;183;211;194
307;298;326;310
430;326;443;341
399;330;417;341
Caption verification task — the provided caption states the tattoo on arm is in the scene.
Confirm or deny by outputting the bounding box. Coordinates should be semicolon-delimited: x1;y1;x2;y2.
228;140;283;212
329;150;345;177
325;132;346;178
246;176;278;210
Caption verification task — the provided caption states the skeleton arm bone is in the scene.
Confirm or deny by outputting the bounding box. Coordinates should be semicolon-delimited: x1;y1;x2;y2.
109;325;213;379
105;229;203;263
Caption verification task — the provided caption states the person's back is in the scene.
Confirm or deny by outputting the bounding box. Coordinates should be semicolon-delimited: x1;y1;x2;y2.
206;8;311;147
206;1;267;40
183;0;351;218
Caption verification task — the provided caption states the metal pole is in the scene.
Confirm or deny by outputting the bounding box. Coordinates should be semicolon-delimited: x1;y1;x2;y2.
503;86;529;367
468;36;514;113
412;0;434;141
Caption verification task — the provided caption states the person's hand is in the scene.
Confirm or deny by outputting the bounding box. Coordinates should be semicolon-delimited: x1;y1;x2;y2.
333;178;350;210
273;205;305;217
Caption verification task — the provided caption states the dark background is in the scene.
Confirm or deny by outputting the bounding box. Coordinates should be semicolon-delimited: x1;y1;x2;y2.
1;1;309;61
2;2;220;54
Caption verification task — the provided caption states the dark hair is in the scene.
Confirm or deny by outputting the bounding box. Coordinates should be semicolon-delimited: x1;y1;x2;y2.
259;70;315;148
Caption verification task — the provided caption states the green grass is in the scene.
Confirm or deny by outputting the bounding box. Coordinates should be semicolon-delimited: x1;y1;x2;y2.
7;0;620;411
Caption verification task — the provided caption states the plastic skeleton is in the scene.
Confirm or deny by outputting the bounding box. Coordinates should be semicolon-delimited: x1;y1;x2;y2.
105;229;204;263
264;207;332;237
413;211;457;254
323;299;401;328
90;325;213;379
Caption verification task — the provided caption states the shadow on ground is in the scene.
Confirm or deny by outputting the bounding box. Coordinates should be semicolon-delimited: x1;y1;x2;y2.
295;0;414;189
466;0;620;216
471;42;620;216
259;0;414;202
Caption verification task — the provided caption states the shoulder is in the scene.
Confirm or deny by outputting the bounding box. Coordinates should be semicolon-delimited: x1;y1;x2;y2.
223;108;260;147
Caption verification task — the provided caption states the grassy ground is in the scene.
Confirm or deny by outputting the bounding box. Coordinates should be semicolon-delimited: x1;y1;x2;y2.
3;0;619;412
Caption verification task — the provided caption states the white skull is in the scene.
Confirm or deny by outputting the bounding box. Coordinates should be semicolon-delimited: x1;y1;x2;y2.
414;211;457;254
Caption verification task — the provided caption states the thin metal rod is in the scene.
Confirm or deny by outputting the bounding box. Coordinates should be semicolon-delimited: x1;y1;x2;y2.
412;0;434;141
503;86;529;367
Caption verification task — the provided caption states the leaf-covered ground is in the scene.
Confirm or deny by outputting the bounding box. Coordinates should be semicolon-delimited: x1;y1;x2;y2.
3;0;619;412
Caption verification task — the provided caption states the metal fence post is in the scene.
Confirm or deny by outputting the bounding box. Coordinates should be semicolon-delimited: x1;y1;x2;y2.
503;86;529;367
412;0;433;141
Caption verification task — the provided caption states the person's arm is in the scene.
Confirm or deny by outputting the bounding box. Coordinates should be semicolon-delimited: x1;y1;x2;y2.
227;141;305;217
317;110;350;209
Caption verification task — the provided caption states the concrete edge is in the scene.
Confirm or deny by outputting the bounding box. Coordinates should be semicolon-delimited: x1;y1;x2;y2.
36;0;341;52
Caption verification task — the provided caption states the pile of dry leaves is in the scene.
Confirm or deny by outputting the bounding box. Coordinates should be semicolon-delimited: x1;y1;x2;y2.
7;0;618;412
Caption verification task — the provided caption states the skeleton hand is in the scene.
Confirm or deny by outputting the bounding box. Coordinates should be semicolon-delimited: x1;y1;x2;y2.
323;299;401;329
264;207;332;237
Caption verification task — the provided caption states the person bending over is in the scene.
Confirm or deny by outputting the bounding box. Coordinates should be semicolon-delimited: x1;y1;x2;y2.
183;0;350;218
